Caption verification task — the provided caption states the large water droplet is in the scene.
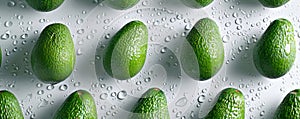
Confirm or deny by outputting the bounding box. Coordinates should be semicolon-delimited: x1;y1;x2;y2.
198;95;205;103
4;21;13;27
59;84;68;91
117;90;127;100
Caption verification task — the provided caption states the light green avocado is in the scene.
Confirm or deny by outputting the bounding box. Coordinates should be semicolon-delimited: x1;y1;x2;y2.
205;88;245;119
253;18;295;78
275;89;300;119
106;0;140;10
181;18;224;81
0;90;24;119
53;90;97;119
26;0;64;12
131;88;170;119
181;0;213;8
103;20;148;80
259;0;290;8
31;23;75;84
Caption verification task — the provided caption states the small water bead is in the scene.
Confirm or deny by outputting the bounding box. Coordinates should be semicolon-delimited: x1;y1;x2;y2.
77;29;85;34
225;22;231;27
222;35;230;43
198;95;205;103
160;47;167;53
175;97;188;107
7;1;16;7
74;82;80;87
76;48;83;55
59;84;68;91
235;18;242;25
111;92;117;97
37;90;44;95
4;21;13;27
76;19;84;24
39;19;46;23
20;34;28;39
36;83;43;88
1;32;10;40
107;86;113;91
144;77;151;82
100;93;108;100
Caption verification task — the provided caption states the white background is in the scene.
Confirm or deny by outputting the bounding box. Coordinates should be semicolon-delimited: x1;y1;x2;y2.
1;0;300;118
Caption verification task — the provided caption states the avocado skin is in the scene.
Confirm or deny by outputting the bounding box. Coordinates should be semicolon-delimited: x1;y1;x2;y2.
258;0;289;8
0;90;24;119
205;88;245;119
53;90;97;119
103;20;148;80
26;0;64;12
275;89;300;119
253;18;295;78
195;0;214;7
106;0;140;10
131;88;170;119
31;23;75;84
185;18;224;81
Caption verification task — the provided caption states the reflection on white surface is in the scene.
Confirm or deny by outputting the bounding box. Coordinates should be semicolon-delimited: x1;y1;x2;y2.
1;0;300;118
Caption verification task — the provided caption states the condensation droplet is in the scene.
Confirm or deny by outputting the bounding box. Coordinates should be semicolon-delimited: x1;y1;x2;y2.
222;35;230;43
20;34;28;39
175;97;188;107
198;95;205;103
4;21;13;27
7;1;16;7
100;93;108;100
59;84;68;91
37;90;44;95
117;90;127;100
77;29;85;34
77;19;84;24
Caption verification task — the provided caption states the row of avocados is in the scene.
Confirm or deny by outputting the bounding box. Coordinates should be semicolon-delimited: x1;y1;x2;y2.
24;0;292;12
2;87;300;118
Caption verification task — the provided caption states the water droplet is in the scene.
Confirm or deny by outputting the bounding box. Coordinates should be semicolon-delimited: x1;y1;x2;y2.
30;114;36;119
235;18;242;25
37;90;44;95
4;21;13;27
184;24;192;30
198;95;205;103
142;1;148;6
237;25;242;30
39;19;46;23
107;86;112;91
59;84;68;91
225;22;231;27
111;92;117;97
136;81;141;85
165;36;171;42
74;82;80;87
77;19;84;24
77;48;83;55
105;34;110;39
117;90;127;100
7;1;16;7
160;47;167;53
100;93;108;100
144;77;151;82
77;29;85;34
36;83;43;88
232;12;238;18
20;34;28;39
1;32;10;40
222;35;230;43
175;97;188;107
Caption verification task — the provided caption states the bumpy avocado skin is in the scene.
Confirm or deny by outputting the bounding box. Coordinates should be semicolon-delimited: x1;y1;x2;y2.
253;18;295;78
103;20;148;80
26;0;64;12
0;90;24;119
53;90;97;119
275;89;300;119
259;0;289;8
31;23;75;84
131;88;170;119
205;88;245;119
183;18;224;81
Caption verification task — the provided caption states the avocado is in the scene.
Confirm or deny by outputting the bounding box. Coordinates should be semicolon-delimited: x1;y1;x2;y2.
181;0;213;8
31;23;75;84
275;89;300;119
258;0;289;8
53;90;97;119
106;0;140;10
181;18;224;81
205;88;245;119
0;90;24;119
253;18;295;78
103;20;148;80
26;0;64;12
131;88;170;119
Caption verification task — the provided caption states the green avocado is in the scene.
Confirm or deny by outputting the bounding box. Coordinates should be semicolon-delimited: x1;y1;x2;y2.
53;90;97;119
181;18;224;81
131;88;170;119
106;0;140;10
31;23;75;84
275;89;300;119
0;90;24;119
181;0;213;8
253;18;295;78
103;20;148;80
259;0;289;8
205;88;245;119
26;0;64;12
